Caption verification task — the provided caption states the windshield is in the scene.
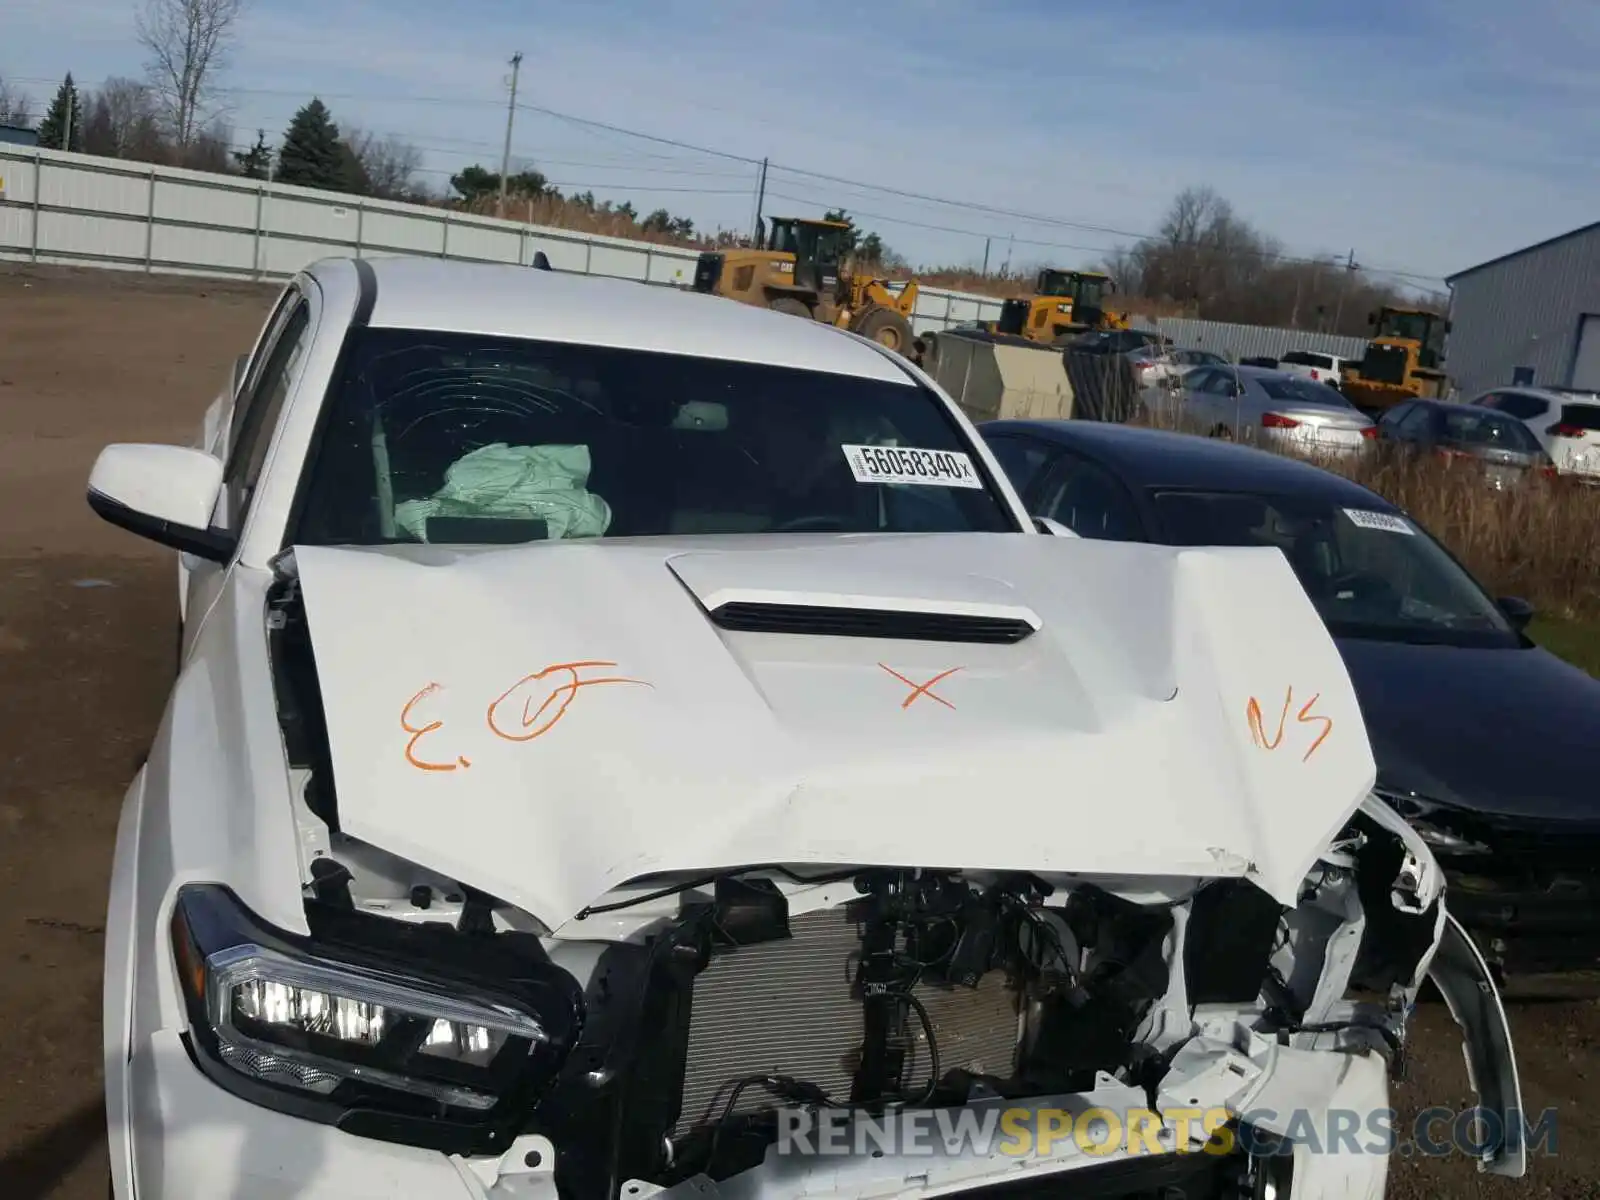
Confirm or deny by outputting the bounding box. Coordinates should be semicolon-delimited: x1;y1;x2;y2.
1560;403;1600;431
1075;277;1106;309
1257;375;1354;408
1377;310;1437;345
1439;408;1543;454
1149;489;1518;647
1036;270;1073;297
294;330;1017;546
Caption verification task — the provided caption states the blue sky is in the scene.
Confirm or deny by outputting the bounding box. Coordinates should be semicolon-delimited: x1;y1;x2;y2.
6;0;1596;288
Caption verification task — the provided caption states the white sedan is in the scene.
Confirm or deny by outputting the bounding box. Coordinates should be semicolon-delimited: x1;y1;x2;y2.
91;256;1521;1200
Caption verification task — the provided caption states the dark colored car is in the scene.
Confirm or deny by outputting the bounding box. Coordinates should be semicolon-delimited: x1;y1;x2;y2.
980;418;1600;979
1375;398;1556;490
1066;328;1170;355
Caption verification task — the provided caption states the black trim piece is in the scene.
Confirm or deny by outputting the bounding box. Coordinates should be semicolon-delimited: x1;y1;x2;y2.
278;259;378;552
350;257;378;326
86;489;235;563
709;601;1035;644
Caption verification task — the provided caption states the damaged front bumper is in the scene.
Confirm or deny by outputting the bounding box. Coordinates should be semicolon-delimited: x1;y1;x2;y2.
118;800;1526;1200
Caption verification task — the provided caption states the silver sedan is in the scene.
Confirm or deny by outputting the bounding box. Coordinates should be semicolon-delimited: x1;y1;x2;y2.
1174;365;1375;455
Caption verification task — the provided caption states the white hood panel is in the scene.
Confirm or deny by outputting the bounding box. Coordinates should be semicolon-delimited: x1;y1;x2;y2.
293;534;1375;925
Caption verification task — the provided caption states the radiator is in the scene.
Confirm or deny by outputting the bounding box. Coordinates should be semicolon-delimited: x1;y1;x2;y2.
675;905;1022;1135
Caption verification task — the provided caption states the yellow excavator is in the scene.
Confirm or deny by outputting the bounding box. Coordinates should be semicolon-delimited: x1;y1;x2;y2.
1340;306;1451;414
990;268;1131;344
690;216;920;356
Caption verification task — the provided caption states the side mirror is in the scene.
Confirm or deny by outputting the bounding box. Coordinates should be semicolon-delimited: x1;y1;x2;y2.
1497;596;1535;631
1033;515;1079;537
86;444;233;563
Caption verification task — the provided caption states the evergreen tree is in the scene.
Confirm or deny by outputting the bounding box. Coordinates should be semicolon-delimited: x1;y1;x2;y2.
37;74;84;152
233;129;272;179
274;98;352;191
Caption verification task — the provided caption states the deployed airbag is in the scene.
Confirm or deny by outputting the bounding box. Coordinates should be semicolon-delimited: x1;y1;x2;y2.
395;443;612;541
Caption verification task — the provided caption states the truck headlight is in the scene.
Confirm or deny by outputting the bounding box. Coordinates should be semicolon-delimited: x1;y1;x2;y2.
170;884;582;1149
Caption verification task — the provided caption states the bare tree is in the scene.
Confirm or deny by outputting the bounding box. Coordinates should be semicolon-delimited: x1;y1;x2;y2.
135;0;246;147
81;77;165;159
0;77;32;127
343;128;424;200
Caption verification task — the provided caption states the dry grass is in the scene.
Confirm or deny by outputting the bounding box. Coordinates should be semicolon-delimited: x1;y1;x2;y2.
1128;404;1600;620
1333;451;1600;620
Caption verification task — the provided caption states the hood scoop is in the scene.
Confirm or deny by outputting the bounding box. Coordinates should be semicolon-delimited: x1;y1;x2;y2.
708;600;1035;644
664;543;1043;645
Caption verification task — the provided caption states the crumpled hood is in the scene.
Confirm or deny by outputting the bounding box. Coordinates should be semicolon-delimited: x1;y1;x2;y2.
292;533;1375;925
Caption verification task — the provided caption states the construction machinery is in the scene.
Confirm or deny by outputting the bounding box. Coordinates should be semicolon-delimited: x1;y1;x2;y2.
990;268;1131;344
1340;305;1451;413
690;216;921;356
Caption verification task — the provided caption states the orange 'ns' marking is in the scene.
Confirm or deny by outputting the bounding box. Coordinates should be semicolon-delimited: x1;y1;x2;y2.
1296;692;1334;762
400;683;471;772
878;662;963;710
1246;686;1334;762
1245;687;1291;751
486;661;652;743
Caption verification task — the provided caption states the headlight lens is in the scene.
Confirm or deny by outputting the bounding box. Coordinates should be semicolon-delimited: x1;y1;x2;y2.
170;884;581;1144
200;942;546;1109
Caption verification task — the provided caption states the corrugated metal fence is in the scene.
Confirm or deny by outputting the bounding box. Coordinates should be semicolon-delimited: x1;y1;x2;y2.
0;144;1004;335
1130;315;1368;362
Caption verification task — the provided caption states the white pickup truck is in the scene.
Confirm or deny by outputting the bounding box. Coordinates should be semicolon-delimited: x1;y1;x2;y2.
1278;350;1350;390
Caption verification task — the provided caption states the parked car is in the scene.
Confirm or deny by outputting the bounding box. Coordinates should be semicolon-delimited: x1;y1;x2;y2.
89;256;1521;1197
1124;341;1182;390
1175;364;1376;454
1374;397;1556;490
1064;328;1170;355
980;416;1600;982
1468;385;1600;484
1167;347;1229;369
1279;350;1350;390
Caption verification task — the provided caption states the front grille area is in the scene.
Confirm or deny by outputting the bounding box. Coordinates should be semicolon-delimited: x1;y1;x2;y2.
693;252;722;294
676;906;1022;1135
996;299;1029;336
709;602;1036;644
1359;345;1409;385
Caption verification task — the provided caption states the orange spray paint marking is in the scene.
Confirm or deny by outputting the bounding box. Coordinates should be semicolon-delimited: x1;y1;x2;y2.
487;661;652;743
1295;692;1333;762
400;683;471;772
1246;686;1334;762
878;663;963;710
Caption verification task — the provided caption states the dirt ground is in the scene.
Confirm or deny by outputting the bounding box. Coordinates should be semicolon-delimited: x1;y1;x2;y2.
0;264;1595;1199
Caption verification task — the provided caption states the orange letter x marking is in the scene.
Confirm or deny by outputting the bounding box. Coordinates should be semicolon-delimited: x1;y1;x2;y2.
878;663;963;710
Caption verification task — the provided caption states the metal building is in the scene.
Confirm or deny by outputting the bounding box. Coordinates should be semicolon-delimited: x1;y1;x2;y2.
1444;220;1600;398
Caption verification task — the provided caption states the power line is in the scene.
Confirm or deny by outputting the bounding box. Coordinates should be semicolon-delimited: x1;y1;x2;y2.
7;73;1447;283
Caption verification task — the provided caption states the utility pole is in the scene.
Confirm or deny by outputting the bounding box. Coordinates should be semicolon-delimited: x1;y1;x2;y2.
497;52;523;219
751;157;768;242
1333;248;1357;332
981;236;991;276
63;86;74;151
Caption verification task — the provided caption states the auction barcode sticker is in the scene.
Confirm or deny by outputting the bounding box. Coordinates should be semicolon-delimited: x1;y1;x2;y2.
1342;508;1415;535
841;444;986;489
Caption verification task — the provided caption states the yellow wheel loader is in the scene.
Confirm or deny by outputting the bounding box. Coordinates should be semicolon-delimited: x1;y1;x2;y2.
1340;306;1451;414
990;269;1131;345
690;217;921;357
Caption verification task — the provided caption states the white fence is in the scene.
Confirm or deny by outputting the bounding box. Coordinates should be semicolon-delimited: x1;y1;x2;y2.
0;144;1006;335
